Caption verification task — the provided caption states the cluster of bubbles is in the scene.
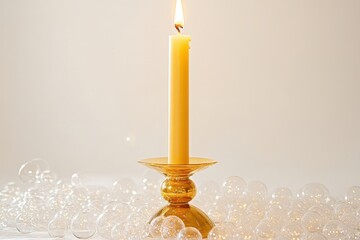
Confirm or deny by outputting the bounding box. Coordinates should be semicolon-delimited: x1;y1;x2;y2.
1;159;360;240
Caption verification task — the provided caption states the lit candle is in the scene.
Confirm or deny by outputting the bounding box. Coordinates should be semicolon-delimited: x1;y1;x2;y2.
168;0;190;164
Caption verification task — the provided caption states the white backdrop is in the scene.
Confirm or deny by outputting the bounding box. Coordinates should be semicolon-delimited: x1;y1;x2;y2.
0;0;360;197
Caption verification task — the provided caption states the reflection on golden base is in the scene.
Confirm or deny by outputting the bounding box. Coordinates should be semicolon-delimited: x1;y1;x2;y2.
139;157;217;238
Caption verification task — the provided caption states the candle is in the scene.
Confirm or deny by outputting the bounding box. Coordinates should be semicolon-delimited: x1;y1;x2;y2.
168;0;190;164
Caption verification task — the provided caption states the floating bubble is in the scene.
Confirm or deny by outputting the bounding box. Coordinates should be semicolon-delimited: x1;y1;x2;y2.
322;220;348;239
301;210;323;232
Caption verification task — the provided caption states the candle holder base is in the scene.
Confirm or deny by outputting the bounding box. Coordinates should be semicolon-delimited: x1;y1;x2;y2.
139;157;217;238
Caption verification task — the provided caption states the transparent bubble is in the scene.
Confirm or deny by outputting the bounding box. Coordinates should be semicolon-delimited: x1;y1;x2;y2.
112;178;137;202
97;209;123;239
255;219;278;239
345;186;360;208
149;216;165;238
300;183;328;206
221;176;246;201
301;210;323;232
335;202;355;217
70;211;97;239
234;224;256;240
48;212;67;238
208;223;235;240
40;170;57;185
306;232;327;240
265;205;288;228
198;181;220;202
226;197;249;224
246;181;268;201
247;200;266;221
160;215;185;239
322;220;348;239
18;159;43;183
142;170;162;194
177;227;202;240
288;199;308;221
15;212;34;233
111;221;128;240
281;221;304;239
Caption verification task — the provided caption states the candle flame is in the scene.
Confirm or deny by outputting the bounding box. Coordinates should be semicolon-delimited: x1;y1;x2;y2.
174;0;184;33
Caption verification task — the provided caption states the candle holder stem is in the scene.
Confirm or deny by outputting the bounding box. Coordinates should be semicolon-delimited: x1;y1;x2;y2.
139;157;216;238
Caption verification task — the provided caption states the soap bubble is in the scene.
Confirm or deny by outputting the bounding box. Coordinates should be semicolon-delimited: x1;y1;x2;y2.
111;221;128;240
255;219;278;239
221;176;246;201
301;210;323;232
281;221;304;239
70;211;97;239
48;212;67;238
208;223;235;240
15;212;34;233
305;232;327;240
18;159;44;183
142;170;162;194
177;227;202;240
345;186;360;208
322;220;348;239
160;215;185;239
112;178;137;202
149;216;165;238
97;209;123;239
246;181;268;201
198;181;220;202
300;183;328;206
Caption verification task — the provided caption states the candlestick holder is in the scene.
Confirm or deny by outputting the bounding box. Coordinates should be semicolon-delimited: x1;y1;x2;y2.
139;157;217;238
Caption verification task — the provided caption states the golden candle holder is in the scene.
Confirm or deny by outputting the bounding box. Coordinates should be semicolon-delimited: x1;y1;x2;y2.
139;157;217;238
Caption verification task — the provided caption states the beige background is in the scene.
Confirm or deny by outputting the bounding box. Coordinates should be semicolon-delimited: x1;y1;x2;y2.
0;0;359;197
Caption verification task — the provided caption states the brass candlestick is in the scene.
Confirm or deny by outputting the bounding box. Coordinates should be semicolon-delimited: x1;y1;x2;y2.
139;157;217;238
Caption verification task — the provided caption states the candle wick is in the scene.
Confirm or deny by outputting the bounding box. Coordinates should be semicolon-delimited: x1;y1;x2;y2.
175;24;183;34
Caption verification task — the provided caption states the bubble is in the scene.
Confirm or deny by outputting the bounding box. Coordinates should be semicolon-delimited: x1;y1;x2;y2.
301;210;323;232
221;176;246;201
111;221;128;240
322;220;348;239
97;209;123;239
70;211;97;239
305;232;327;240
112;178;137;202
208;223;235;240
198;181;220;202
300;183;328;206
142;170;162;194
15;212;34;233
255;219;278;239
281;221;304;239
246;181;268;201
177;227;202;240
149;216;165;238
48;212;67;238
18;158;48;183
345;186;360;208
160;215;185;239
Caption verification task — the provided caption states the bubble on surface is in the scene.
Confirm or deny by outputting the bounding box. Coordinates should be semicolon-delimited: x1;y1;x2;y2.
221;176;246;201
112;178;137;202
15;212;34;233
177;227;202;240
301;210;323;232
149;216;165;238
111;221;128;240
18;159;42;183
70;211;97;239
345;186;360;208
208;223;235;240
322;220;348;239
160;215;185;239
48;212;67;238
